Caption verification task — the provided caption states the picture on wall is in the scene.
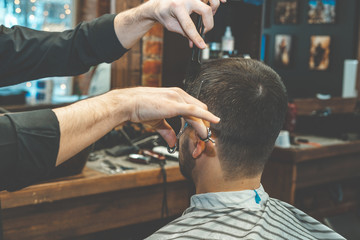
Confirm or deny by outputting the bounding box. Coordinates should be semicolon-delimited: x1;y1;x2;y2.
275;35;292;68
308;0;336;24
274;0;298;24
309;36;331;71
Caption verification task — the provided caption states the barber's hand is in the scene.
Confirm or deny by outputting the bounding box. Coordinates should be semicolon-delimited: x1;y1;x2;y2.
120;87;220;147
148;0;226;49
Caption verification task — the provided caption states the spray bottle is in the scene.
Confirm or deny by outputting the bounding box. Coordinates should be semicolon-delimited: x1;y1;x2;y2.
221;26;235;58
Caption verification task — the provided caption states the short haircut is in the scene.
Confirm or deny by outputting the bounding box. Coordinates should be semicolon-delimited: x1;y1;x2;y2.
186;58;288;179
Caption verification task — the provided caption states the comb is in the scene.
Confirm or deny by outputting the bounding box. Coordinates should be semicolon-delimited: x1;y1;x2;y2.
184;14;205;92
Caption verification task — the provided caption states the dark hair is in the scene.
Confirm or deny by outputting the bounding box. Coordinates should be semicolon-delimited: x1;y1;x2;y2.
187;58;288;179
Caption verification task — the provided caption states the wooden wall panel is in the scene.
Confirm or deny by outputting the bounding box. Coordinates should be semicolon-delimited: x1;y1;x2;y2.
74;0;111;95
77;0;98;22
111;0;143;89
98;0;111;17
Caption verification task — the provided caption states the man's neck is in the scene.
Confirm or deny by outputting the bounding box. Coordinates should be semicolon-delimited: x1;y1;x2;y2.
193;157;262;194
195;176;261;194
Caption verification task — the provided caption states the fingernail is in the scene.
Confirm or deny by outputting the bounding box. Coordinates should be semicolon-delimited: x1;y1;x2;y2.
199;41;206;49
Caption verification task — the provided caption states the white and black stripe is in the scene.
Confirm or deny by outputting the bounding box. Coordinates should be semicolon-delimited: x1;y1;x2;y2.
146;185;345;240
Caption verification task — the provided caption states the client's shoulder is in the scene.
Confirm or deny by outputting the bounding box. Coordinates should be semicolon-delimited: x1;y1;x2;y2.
265;197;345;240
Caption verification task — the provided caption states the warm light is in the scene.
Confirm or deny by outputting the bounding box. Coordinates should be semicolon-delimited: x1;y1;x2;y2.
59;14;65;19
15;8;21;13
64;4;69;9
60;84;67;90
43;27;50;31
30;0;36;3
14;0;20;5
26;82;32;88
65;9;71;15
43;11;49;16
29;14;35;20
31;6;36;11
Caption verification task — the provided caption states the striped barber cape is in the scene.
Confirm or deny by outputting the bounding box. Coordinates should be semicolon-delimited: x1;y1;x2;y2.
146;185;344;240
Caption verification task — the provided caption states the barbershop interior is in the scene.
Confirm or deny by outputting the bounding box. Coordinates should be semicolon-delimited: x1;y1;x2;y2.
0;0;360;239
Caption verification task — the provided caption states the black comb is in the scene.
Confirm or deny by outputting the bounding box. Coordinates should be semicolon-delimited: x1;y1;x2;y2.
184;14;205;92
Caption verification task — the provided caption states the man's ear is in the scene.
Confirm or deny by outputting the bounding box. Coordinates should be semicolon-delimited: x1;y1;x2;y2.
192;140;206;159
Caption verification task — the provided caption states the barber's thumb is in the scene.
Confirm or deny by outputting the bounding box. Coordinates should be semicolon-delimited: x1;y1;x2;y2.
189;39;194;48
155;120;177;148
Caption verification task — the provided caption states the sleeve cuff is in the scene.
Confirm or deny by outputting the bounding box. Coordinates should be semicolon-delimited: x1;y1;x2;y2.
89;14;128;63
0;115;18;191
4;109;60;191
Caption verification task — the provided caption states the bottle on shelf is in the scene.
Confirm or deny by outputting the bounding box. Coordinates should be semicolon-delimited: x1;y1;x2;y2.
202;43;210;60
221;26;235;58
209;42;222;59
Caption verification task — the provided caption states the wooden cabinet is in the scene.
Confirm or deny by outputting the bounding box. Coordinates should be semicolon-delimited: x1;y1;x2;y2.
0;165;191;240
262;136;360;220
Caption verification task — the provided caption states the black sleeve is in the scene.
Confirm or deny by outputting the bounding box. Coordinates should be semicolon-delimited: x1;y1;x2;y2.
0;14;127;87
0;14;128;191
0;110;60;191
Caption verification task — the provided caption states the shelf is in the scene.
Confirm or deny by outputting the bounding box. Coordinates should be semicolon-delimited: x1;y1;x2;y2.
294;97;357;116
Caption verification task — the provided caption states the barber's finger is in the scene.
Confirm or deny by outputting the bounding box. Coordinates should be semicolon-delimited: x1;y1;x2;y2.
152;119;177;148
191;3;214;34
174;7;206;49
207;0;220;14
175;103;220;124
183;116;209;139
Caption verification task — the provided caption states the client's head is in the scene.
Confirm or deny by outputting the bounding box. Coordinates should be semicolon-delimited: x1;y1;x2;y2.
178;58;288;190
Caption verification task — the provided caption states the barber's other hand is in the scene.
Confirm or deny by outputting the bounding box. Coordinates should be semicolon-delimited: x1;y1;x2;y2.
148;0;226;49
118;87;220;148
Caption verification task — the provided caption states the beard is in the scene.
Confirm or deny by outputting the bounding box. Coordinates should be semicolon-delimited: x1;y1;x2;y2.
179;135;196;182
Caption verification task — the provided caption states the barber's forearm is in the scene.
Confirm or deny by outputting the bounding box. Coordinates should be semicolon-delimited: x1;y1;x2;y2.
114;1;155;49
53;90;128;166
53;86;220;166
